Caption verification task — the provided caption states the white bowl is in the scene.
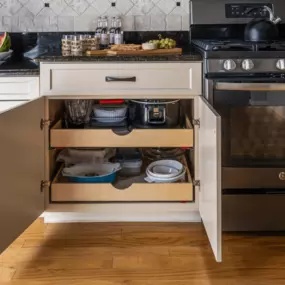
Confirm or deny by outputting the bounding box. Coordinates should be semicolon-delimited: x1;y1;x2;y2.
145;168;186;183
146;160;184;179
152;165;180;176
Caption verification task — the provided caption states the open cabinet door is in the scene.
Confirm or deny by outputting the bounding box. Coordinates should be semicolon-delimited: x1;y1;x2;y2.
197;96;222;262
0;98;45;254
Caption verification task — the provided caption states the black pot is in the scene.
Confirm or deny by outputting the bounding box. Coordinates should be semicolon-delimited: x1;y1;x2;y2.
129;100;180;128
244;19;279;42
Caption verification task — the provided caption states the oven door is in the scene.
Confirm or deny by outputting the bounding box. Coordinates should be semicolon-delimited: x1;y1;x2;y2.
209;79;285;189
209;79;285;231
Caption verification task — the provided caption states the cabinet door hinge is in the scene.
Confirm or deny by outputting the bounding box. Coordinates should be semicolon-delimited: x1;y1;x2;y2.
192;119;200;128
40;119;51;130
41;180;50;192
193;180;200;187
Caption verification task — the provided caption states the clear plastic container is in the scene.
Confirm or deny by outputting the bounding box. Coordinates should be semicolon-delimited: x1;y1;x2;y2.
120;160;143;176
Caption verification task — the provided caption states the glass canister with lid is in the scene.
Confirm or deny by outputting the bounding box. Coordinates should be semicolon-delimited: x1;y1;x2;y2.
71;35;83;55
61;34;72;56
88;35;100;51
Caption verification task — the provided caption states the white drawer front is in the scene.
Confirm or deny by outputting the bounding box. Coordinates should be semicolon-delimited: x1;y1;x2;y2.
40;63;202;97
0;77;39;100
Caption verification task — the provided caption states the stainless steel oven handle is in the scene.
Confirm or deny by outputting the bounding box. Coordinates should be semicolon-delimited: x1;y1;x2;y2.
215;82;285;91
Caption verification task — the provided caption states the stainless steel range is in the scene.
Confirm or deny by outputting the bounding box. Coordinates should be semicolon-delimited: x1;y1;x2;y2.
191;0;285;231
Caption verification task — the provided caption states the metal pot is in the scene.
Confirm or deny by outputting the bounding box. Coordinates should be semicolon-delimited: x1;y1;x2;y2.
129;99;180;128
244;6;281;42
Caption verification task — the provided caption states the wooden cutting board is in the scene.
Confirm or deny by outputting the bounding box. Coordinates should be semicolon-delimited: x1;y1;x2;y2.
86;50;108;56
86;48;182;56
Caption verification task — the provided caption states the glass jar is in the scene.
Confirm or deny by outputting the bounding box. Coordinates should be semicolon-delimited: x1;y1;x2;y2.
71;35;83;56
88;36;100;51
62;50;71;57
61;34;71;51
79;34;89;53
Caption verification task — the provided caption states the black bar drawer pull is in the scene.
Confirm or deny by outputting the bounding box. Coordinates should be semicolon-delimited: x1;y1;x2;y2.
105;76;136;82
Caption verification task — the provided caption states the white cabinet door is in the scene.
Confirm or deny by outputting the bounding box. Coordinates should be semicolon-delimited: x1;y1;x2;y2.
197;96;222;262
0;98;45;254
0;101;27;113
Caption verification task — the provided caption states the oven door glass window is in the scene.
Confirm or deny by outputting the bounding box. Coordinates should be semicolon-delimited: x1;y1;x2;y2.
214;82;285;167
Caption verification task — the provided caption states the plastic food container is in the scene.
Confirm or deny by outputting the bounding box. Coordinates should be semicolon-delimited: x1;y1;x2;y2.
114;148;142;176
120;159;143;176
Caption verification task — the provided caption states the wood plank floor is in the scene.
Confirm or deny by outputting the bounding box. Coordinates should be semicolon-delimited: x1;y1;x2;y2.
1;218;285;285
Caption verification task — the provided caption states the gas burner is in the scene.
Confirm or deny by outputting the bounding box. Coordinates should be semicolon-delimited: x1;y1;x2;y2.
192;39;285;52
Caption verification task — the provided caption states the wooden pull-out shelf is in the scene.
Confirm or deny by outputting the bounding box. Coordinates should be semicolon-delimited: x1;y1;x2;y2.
51;160;193;203
50;120;194;148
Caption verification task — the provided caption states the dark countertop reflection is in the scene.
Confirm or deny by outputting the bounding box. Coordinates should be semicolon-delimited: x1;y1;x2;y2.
0;54;39;76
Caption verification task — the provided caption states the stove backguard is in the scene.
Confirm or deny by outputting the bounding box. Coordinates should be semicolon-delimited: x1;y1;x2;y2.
190;0;285;25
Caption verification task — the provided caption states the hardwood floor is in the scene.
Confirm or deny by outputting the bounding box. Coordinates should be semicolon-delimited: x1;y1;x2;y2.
1;218;285;285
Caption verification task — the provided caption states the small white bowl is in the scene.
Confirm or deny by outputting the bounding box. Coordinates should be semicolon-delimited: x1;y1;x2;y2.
146;160;184;179
142;42;157;50
145;168;186;183
152;165;180;176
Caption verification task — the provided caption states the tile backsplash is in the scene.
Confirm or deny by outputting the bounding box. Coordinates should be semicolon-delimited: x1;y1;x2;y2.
0;0;190;32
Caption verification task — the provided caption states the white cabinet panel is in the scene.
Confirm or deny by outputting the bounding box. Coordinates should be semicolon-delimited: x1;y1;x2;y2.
40;63;202;97
0;77;39;100
197;96;222;262
0;101;26;113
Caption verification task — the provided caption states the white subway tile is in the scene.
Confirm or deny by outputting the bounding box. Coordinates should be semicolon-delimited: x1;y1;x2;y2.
135;14;150;31
58;15;74;31
166;14;181;30
150;14;166;30
4;0;190;32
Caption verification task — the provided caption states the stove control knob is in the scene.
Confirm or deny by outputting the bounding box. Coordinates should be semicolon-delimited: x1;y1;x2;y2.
276;59;285;71
242;59;254;71
223;59;237;71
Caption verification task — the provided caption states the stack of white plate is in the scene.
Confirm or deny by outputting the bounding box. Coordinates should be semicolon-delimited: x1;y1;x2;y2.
145;160;186;183
92;104;128;123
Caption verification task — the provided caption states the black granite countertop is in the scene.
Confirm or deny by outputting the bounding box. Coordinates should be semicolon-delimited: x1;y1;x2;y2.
0;32;201;76
0;56;39;76
37;50;202;63
0;69;40;76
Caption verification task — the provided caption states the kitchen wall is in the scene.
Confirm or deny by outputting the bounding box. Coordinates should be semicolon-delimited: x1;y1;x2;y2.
0;0;190;32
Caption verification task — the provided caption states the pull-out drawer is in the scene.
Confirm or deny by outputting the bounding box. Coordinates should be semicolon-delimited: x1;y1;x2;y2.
41;63;202;97
51;164;193;202
50;120;194;148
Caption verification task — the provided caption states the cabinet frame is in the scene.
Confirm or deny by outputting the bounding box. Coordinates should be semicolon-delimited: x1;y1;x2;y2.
0;63;221;262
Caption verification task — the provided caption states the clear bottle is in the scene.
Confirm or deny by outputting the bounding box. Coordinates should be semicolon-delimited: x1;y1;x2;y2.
109;17;116;45
95;17;102;41
100;16;109;48
114;16;123;45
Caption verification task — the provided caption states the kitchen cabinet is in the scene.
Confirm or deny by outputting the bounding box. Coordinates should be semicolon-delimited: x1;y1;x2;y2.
0;77;39;112
40;63;201;97
0;62;221;262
